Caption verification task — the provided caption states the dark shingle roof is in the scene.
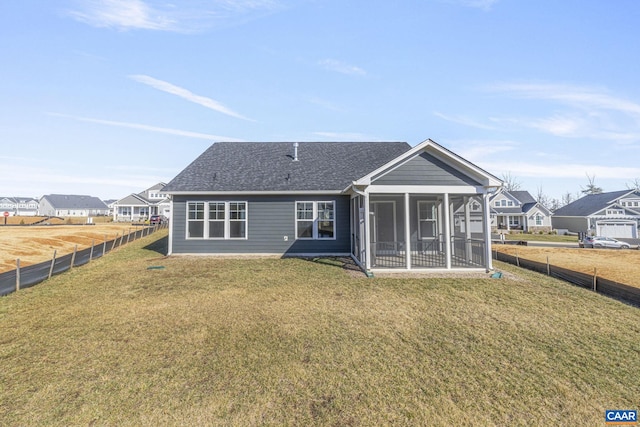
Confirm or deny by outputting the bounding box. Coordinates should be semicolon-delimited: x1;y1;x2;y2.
41;194;108;210
553;190;633;216
163;142;412;192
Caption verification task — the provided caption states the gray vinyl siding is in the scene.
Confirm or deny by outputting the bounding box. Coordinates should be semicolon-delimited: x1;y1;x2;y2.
171;195;350;255
373;152;481;186
551;216;589;233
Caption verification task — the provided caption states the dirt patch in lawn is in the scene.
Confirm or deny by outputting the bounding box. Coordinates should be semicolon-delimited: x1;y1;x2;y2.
0;223;152;273
494;245;640;288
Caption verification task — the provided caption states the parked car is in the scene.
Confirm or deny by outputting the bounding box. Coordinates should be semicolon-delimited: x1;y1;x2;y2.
149;215;165;225
579;236;595;248
583;236;630;249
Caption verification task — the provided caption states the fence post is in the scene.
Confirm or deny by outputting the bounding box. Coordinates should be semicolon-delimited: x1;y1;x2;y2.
103;235;107;255
70;245;77;268
16;259;20;292
546;256;550;276
593;268;597;291
111;234;118;251
127;228;131;244
90;240;95;261
48;249;57;280
515;249;520;267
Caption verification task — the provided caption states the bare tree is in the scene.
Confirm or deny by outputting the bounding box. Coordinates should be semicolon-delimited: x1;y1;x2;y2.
626;178;640;191
501;171;522;192
535;186;552;209
580;173;603;195
561;191;575;207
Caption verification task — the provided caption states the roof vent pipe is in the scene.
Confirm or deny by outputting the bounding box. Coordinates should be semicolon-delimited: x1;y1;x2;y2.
293;142;299;161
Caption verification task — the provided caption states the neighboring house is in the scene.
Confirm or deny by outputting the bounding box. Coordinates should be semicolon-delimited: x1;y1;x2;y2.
490;190;553;233
39;194;109;217
0;197;39;216
112;183;171;222
162;139;502;272
552;190;640;238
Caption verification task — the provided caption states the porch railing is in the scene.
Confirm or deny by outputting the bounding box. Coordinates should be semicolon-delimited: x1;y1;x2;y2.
370;237;485;269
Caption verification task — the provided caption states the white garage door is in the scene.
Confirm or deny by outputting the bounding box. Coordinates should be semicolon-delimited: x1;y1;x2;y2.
597;222;635;238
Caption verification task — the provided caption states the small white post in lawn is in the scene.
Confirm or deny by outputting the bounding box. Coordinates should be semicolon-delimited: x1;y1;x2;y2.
593;268;597;291
70;245;77;269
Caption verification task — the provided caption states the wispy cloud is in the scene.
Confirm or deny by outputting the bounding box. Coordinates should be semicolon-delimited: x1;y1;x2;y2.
69;0;284;32
448;139;518;161
483;82;640;141
129;75;254;121
478;160;640;180
69;0;175;31
488;82;640;117
313;132;382;141
441;0;499;11
433;111;496;130
48;112;244;141
318;59;366;76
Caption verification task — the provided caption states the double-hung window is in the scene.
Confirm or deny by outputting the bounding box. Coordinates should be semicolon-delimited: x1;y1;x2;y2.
417;201;437;239
296;201;335;239
187;201;247;239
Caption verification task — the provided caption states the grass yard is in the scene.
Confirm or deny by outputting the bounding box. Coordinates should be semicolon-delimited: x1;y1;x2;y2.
1;230;639;426
494;245;640;288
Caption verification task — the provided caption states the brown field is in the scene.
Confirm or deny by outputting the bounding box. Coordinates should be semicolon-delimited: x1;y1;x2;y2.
494;245;640;288
0;219;152;273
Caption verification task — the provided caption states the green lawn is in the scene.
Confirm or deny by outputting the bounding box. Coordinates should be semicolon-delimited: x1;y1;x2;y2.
1;230;638;426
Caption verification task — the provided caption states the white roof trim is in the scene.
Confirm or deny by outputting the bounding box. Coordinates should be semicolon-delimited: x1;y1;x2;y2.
352;138;502;188
164;190;344;196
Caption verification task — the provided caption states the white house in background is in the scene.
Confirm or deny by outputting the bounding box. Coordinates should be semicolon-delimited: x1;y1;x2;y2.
0;197;39;216
552;190;640;238
490;190;553;233
112;183;171;222
38;194;109;217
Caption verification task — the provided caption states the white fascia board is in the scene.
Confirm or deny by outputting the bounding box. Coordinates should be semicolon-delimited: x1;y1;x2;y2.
353;138;502;188
424;141;503;187
365;185;484;194
164;190;343;196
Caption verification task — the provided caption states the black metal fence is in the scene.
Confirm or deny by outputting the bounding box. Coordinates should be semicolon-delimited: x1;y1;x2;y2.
493;250;640;307
0;223;167;297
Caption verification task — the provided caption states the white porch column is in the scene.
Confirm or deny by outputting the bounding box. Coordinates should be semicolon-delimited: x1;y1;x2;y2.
404;192;411;270
464;196;472;263
483;193;493;270
443;193;451;269
364;190;371;270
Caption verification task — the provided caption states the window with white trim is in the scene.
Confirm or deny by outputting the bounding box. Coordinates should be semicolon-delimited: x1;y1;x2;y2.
535;213;543;226
296;201;335;239
187;201;247;239
418;201;438;239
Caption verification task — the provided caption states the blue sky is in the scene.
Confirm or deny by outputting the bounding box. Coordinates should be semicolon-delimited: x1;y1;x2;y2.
2;0;640;202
